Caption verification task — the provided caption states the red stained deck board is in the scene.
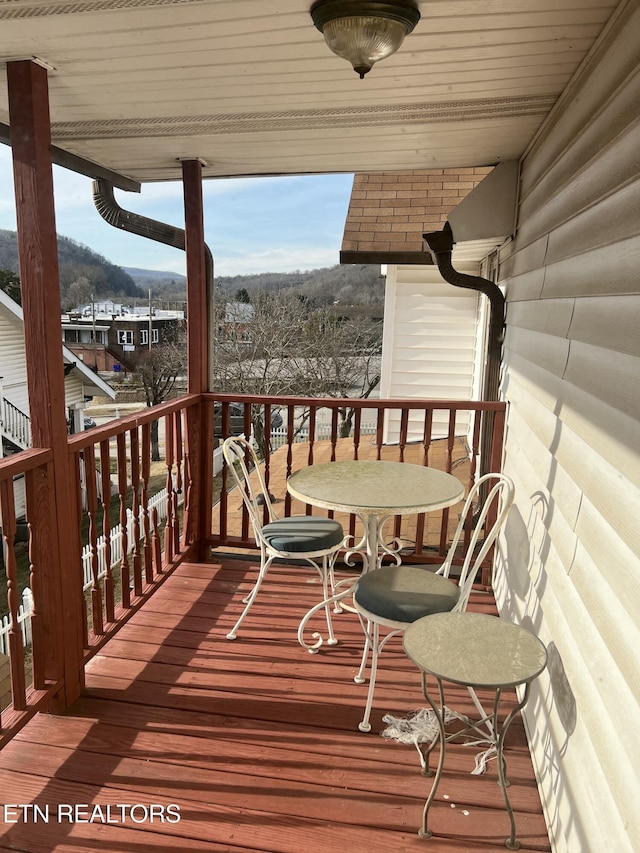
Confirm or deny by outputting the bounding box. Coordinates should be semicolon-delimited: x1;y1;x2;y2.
0;557;551;852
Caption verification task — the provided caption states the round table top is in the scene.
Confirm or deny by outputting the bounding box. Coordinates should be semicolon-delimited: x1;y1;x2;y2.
403;612;547;689
287;460;465;517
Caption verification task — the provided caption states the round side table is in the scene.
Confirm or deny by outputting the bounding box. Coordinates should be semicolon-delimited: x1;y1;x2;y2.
403;612;547;850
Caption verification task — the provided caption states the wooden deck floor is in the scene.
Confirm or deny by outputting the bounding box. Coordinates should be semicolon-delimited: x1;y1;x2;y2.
0;557;551;852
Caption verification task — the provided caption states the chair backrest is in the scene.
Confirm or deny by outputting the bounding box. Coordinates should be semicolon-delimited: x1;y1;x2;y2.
222;436;277;545
438;472;515;612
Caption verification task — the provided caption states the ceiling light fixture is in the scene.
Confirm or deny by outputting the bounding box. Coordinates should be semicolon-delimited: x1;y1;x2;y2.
311;0;420;79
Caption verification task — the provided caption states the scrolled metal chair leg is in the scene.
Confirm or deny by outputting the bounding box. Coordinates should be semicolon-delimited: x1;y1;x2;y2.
297;585;354;653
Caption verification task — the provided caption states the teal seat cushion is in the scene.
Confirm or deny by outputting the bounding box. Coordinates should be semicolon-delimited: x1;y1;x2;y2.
354;565;459;623
262;516;343;554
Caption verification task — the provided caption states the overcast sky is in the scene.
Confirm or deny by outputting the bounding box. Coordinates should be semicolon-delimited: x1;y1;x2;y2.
0;146;353;278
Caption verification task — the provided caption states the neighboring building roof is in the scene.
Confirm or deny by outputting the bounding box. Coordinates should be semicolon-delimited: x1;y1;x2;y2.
223;302;255;323
67;302;185;321
0;289;115;400
340;167;493;264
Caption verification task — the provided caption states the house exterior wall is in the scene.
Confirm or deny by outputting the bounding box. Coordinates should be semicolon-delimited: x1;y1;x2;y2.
495;4;640;851
0;309;29;414
380;263;486;443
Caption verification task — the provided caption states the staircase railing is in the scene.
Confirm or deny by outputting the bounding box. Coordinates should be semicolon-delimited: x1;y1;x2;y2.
0;398;31;450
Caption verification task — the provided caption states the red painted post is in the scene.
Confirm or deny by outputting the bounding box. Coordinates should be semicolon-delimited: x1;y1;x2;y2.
7;60;85;708
182;159;213;560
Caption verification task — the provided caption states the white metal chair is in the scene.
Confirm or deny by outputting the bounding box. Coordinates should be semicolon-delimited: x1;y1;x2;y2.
222;436;346;642
352;472;515;732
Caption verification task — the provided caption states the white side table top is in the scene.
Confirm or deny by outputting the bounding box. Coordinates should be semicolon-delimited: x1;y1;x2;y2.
404;612;548;689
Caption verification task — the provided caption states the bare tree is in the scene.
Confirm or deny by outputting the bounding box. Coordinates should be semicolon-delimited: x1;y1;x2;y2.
133;337;186;460
288;309;382;436
213;292;382;454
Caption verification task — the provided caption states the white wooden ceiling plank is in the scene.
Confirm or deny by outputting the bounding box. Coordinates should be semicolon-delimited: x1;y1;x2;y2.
41;29;599;67
425;0;614;15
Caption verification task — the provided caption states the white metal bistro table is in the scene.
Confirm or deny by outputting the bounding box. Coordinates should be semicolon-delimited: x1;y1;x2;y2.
287;459;465;575
288;460;464;651
403;612;547;850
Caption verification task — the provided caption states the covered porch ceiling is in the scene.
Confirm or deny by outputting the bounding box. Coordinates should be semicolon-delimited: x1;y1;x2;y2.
0;0;620;187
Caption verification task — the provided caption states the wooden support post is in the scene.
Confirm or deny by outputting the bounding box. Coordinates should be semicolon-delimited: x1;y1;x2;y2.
182;160;213;560
7;60;85;708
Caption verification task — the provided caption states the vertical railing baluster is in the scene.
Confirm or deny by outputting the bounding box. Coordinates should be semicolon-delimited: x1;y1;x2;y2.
398;407;409;463
141;422;153;583
23;468;43;689
446;407;456;473
130;426;143;597
438;408;457;556
73;451;89;648
164;413;175;564
99;439;115;623
173;411;183;555
353;408;362;460
84;443;104;635
263;406;272;525
462;409;483;557
330;407;338;461
422;408;433;466
375;408;384;460
414;409;433;556
219;406;229;543
393;406;411;543
116;432;131;610
240;406;251;541
0;479;26;710
308;405;316;466
481;405;507;586
152;506;163;574
284;404;295;517
304;406;316;516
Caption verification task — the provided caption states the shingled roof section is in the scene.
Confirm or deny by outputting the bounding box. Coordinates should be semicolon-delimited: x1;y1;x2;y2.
340;167;493;265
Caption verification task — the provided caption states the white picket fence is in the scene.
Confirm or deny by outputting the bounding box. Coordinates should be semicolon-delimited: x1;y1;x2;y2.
0;588;33;657
0;487;182;653
269;421;377;449
80;485;183;590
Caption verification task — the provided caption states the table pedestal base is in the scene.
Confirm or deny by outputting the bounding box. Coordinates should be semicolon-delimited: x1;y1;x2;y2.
417;673;531;850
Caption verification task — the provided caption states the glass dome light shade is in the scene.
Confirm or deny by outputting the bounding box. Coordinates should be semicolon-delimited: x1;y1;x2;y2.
311;0;420;78
322;16;411;77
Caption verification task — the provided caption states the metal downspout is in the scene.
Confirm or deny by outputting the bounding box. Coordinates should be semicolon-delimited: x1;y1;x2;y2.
91;179;215;384
422;222;505;477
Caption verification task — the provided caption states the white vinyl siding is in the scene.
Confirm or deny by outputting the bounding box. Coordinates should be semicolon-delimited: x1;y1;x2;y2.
0;310;30;416
495;5;640;851
380;264;486;443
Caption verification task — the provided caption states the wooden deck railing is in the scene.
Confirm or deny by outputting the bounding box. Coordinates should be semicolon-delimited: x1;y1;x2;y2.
0;447;59;738
0;394;204;744
207;393;506;569
0;391;505;746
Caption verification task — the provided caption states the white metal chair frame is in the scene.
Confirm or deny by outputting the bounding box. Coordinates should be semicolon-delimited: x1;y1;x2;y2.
222;436;346;642
353;472;515;732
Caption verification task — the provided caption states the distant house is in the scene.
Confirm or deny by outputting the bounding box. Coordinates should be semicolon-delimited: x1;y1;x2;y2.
61;301;186;372
0;289;115;515
216;300;254;344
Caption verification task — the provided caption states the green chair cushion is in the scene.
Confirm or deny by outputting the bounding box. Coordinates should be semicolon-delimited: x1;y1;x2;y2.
262;516;343;554
354;565;460;624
